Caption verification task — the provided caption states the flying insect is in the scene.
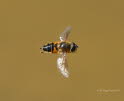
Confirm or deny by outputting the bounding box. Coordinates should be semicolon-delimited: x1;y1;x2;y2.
40;26;78;78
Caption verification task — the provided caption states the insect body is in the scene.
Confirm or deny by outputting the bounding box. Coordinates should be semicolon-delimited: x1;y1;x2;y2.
40;26;78;78
41;41;78;53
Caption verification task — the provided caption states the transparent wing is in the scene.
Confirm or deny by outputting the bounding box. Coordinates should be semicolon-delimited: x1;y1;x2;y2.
60;26;72;41
57;53;69;78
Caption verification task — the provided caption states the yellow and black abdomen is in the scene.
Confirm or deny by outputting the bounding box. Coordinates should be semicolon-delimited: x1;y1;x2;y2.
41;42;59;53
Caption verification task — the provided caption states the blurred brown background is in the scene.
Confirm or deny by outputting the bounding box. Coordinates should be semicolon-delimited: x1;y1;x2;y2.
0;0;123;101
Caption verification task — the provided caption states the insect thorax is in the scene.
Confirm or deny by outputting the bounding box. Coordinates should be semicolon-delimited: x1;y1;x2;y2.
59;42;71;53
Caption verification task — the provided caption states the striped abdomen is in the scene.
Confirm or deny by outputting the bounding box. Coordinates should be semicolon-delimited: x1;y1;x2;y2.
42;42;59;53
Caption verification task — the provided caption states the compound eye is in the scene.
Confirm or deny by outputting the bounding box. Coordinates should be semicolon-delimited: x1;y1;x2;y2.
70;42;78;52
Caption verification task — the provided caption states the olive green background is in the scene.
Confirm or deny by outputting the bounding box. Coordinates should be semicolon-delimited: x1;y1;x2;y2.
0;0;123;101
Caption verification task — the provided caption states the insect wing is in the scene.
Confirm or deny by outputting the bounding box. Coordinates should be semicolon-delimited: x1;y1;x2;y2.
60;26;72;41
57;53;69;78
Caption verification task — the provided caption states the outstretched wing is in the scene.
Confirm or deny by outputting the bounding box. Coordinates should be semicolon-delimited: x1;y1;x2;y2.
57;53;69;78
60;26;72;41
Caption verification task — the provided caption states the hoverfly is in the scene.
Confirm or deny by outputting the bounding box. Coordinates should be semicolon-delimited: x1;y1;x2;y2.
40;26;78;78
